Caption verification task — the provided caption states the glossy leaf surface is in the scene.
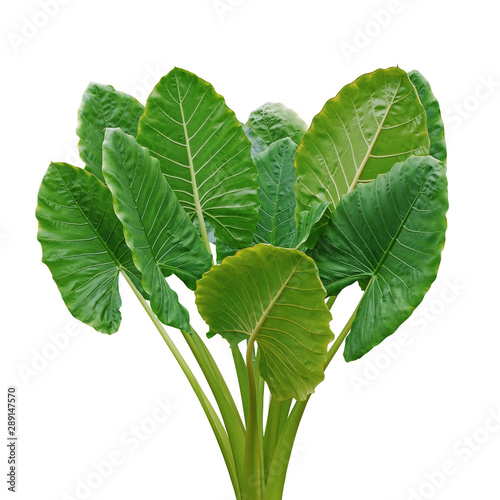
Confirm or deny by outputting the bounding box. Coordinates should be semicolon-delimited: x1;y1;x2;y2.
196;244;333;401
137;67;259;248
295;67;430;215
77;82;144;183
36;163;144;333
313;155;448;361
103;129;213;330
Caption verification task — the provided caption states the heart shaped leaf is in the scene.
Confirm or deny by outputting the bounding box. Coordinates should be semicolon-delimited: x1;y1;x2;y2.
102;128;214;330
36;163;145;334
77;82;144;183
136;67;259;248
312;155;448;361
195;244;333;401
295;67;430;215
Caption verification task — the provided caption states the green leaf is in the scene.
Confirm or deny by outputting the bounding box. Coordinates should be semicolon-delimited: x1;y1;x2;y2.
36;162;145;334
212;138;298;261
253;138;298;248
102;128;213;330
246;103;308;147
136;67;259;248
408;70;447;163
77;82;144;183
216;238;238;264
293;201;332;250
242;124;267;159
312;155;448;361
195;244;333;401
295;67;430;215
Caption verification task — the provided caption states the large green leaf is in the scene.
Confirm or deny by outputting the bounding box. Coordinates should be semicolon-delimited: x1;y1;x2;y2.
77;82;144;183
294;67;430;215
102;128;213;330
195;244;333;401
211;138;298;261
253;138;298;248
36;162;145;334
408;70;447;163
312;155;448;361
246;103;308;147
136;67;259;248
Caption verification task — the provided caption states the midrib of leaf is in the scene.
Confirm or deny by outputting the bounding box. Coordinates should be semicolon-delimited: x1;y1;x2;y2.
269;157;285;245
366;181;425;287
175;75;211;253
248;256;304;347
347;77;403;193
113;145;163;274
56;169;122;271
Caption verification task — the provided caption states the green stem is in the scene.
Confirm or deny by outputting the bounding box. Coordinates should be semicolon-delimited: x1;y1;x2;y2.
263;395;282;481
325;304;359;368
121;270;241;499
263;395;293;483
326;295;337;309
264;302;360;499
256;352;265;486
277;399;292;440
244;341;263;499
181;328;246;488
264;399;308;500
232;343;250;425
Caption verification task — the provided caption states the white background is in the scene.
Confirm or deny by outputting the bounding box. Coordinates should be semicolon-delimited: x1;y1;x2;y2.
1;1;499;499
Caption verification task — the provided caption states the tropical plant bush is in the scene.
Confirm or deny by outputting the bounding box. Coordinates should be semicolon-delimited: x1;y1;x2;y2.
36;66;448;500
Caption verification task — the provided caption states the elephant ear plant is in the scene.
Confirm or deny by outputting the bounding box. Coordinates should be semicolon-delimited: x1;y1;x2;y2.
36;66;448;500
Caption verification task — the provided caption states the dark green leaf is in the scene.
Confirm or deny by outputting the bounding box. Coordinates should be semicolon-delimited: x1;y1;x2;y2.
312;156;448;361
77;82;144;183
36;163;145;334
102;128;213;330
216;238;238;264
136;67;259;248
195;244;333;401
295;67;430;215
254;138;298;248
408;70;447;163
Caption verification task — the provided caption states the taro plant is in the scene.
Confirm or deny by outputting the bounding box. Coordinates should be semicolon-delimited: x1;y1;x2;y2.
36;66;448;500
